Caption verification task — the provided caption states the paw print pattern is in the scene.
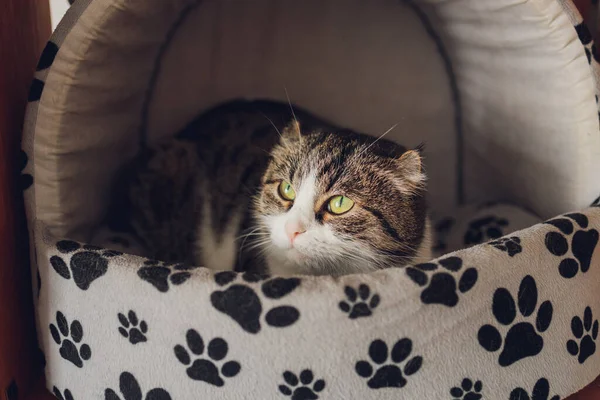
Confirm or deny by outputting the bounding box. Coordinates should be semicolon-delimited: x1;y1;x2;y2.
19;149;33;190
478;275;553;367
544;213;599;278
509;378;560;400
29;40;59;102
174;329;241;387
405;256;478;307
36;40;59;71
575;21;600;65
53;387;74;400
567;306;598;364
138;259;198;293
278;370;326;400
338;284;380;319
464;215;508;245
118;310;148;345
49;311;91;368
211;271;301;334
50;240;121;290
488;236;522;257
450;379;483;400
105;372;172;400
28;78;45;102
355;338;422;389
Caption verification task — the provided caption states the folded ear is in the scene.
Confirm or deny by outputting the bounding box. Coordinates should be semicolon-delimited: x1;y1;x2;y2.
281;119;301;142
395;146;426;189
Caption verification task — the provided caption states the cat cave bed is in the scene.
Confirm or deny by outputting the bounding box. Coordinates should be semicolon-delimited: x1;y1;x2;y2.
22;0;600;398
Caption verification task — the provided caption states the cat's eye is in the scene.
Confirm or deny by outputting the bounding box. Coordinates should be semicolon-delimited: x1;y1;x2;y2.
327;195;354;215
278;181;296;201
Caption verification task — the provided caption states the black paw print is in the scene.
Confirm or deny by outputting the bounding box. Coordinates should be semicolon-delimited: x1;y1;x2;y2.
576;22;593;45
355;338;422;389
488;236;522;257
50;240;121;290
338;284;380;319
53;387;74;400
576;22;600;65
278;370;326;400
405;256;478;307
478;275;553;367
118;310;148;345
105;371;172;400
450;378;482;400
211;271;301;334
36;40;59;71
464;215;508;245
567;306;599;364
544;213;599;278
28;78;45;102
137;259;198;293
49;311;91;368
509;378;560;400
174;329;241;387
28;39;58;102
18;149;33;190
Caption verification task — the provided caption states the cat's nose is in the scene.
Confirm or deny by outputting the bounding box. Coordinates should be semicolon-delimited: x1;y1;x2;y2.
285;221;306;244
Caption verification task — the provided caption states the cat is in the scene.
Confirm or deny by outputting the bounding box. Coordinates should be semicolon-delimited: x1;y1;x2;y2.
107;99;431;276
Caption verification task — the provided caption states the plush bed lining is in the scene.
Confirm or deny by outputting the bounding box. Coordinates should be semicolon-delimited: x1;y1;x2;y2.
21;0;600;398
32;0;600;242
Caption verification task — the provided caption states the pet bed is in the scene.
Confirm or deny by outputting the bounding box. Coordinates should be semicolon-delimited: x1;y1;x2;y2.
22;0;600;398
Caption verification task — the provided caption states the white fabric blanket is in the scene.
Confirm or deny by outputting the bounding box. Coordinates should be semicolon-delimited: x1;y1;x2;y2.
35;203;600;399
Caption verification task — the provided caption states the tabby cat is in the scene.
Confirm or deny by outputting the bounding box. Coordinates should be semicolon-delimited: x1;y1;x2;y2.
108;100;431;275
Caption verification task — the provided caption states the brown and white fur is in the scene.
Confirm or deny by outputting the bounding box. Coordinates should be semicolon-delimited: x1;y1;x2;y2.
108;100;431;276
255;120;431;276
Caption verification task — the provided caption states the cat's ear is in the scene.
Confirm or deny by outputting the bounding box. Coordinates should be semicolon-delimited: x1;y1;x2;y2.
395;145;426;189
281;119;302;142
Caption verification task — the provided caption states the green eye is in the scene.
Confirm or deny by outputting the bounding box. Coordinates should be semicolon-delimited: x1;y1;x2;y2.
327;195;354;215
278;181;296;201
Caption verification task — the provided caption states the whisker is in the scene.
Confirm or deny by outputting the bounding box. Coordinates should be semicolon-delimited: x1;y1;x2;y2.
260;112;283;139
235;227;264;241
245;241;272;253
356;123;399;158
284;86;298;126
237;228;266;263
250;145;273;157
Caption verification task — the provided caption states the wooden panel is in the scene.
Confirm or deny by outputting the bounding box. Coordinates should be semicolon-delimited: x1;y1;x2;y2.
0;0;51;399
25;376;54;400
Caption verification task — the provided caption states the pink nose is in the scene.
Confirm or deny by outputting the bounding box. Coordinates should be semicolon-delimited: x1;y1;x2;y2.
285;221;306;244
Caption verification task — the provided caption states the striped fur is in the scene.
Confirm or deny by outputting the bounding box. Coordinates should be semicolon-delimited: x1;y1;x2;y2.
108;100;431;275
256;118;431;275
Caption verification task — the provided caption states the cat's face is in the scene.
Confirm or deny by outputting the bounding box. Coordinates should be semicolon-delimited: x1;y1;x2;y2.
253;121;428;276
